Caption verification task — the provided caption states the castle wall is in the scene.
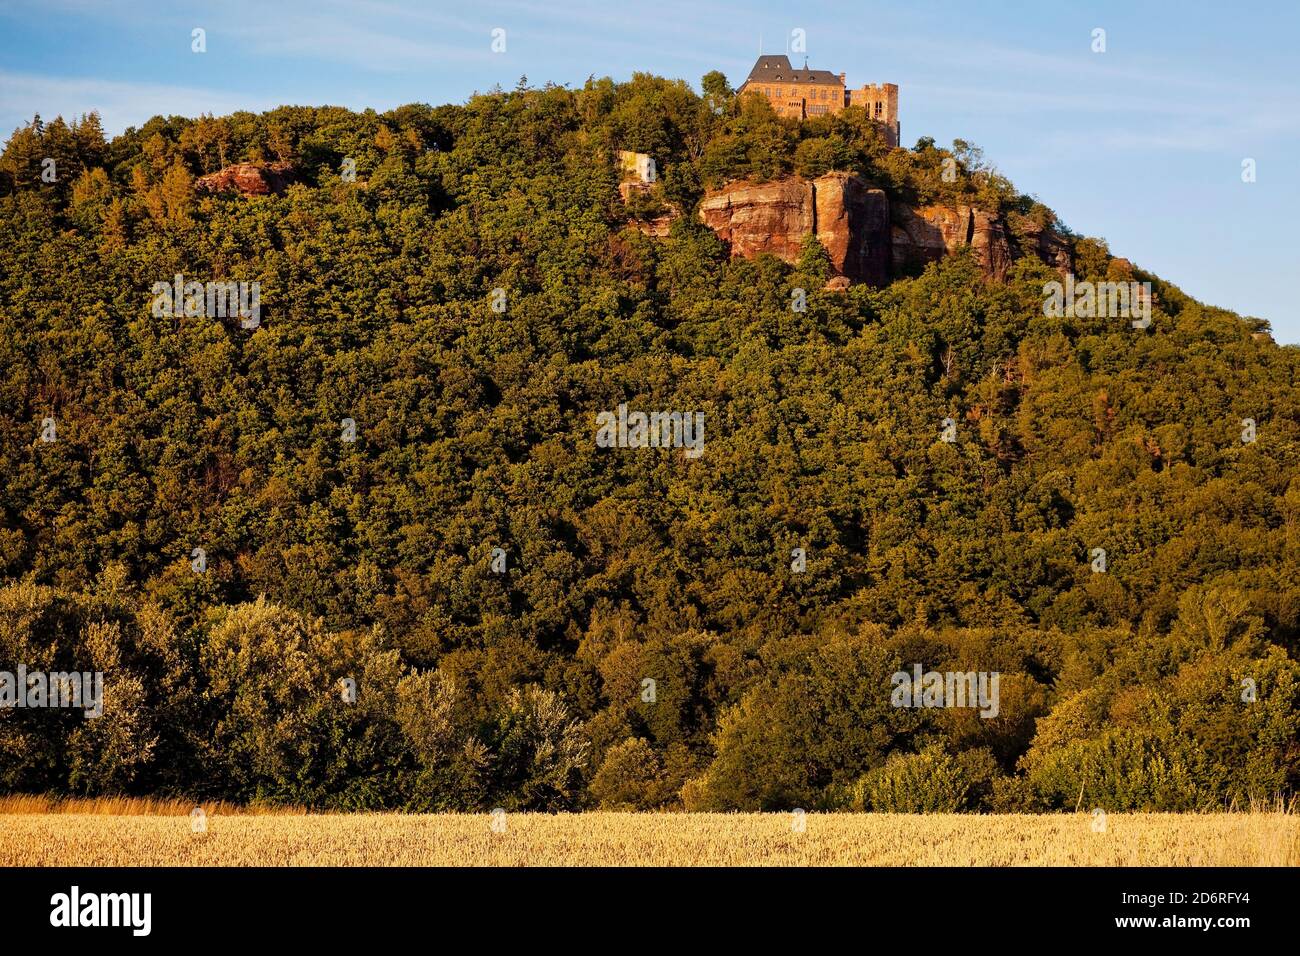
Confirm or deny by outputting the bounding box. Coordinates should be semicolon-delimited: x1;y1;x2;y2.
848;83;900;146
738;61;900;145
741;79;842;119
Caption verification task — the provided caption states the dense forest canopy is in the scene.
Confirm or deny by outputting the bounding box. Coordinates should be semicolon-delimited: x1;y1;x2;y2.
0;73;1297;811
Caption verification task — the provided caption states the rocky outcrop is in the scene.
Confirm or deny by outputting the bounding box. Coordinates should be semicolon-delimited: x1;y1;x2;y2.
698;172;1075;287
699;178;813;265
813;173;891;288
633;210;678;238
194;161;297;196
1011;215;1073;277
698;174;890;286
891;204;1013;281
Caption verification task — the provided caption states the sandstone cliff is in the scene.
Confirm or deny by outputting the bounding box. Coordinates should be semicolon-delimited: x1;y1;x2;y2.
698;178;813;265
195;161;297;196
1011;215;1074;276
697;173;890;286
633;212;677;238
814;173;891;288
891;203;1014;282
697;172;1074;287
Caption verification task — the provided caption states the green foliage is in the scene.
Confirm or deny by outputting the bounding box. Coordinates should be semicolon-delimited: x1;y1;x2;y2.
485;686;589;810
591;736;668;809
852;745;1000;812
683;629;911;810
1020;592;1300;810
1;78;1297;811
794;135;853;178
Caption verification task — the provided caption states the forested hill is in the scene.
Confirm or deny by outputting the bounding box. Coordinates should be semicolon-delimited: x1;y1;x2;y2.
0;73;1297;812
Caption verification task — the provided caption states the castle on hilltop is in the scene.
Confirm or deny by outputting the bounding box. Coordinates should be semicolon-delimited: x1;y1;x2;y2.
737;55;900;146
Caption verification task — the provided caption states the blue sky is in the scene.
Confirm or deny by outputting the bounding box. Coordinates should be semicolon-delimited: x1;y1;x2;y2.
2;0;1297;341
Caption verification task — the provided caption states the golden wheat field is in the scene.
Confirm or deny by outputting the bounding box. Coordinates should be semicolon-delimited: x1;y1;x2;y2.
1;802;1296;866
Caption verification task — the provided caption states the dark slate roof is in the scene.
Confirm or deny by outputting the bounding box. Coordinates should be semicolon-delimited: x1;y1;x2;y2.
742;55;841;86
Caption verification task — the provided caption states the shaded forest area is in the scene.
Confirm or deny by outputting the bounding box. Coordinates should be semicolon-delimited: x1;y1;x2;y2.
0;73;1297;811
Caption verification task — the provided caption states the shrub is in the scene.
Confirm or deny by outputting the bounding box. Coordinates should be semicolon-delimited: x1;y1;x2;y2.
1023;728;1204;811
855;746;999;812
684;630;907;810
591;737;667;809
485;686;590;810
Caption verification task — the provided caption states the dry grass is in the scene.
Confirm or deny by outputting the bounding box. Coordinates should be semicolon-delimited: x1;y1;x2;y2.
1;808;1296;866
0;794;304;816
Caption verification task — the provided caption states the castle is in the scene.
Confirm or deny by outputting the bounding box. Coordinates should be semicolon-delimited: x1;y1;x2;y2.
737;55;900;146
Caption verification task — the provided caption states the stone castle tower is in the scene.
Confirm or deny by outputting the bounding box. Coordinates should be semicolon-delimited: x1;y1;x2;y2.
737;55;900;147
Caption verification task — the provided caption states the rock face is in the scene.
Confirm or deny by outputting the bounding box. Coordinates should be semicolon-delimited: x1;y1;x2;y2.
194;161;297;196
699;178;813;265
891;204;1013;281
698;174;890;286
813;173;891;287
698;172;1074;286
1012;216;1074;277
633;211;677;238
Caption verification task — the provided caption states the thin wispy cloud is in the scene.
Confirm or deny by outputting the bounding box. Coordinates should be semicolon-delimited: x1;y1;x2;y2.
0;0;1294;336
0;70;281;135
